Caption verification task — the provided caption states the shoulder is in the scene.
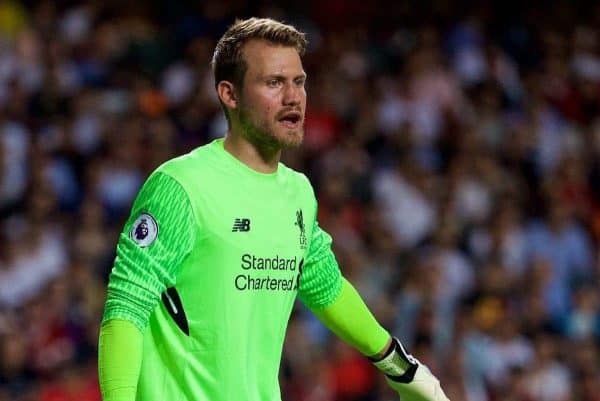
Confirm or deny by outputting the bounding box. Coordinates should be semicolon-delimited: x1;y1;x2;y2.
150;142;218;187
156;144;211;175
278;163;315;195
278;163;318;225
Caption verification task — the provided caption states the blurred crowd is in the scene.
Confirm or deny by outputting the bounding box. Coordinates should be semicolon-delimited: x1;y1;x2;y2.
0;0;599;400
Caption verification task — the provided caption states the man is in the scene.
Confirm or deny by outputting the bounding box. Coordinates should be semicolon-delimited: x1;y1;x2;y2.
98;17;449;401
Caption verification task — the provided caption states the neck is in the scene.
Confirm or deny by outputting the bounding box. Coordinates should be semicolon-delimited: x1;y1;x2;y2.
223;131;281;173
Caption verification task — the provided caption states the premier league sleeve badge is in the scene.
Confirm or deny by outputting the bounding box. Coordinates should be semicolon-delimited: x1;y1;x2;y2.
130;213;159;247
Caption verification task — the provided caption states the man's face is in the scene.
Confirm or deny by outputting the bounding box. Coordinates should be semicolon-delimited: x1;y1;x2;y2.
235;39;307;149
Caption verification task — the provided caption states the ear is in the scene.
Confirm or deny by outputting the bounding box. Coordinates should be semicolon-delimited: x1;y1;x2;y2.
217;81;238;110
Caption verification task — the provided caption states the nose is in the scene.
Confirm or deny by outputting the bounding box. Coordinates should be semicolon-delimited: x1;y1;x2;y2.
282;82;302;106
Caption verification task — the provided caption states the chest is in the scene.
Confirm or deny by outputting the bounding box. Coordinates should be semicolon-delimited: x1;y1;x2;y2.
194;178;313;256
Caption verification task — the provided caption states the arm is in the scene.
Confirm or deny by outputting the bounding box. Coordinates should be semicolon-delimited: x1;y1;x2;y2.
98;172;196;401
98;320;142;401
299;221;449;401
310;277;390;357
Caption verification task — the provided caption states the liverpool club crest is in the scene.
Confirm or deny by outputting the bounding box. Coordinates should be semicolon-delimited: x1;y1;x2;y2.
295;209;307;249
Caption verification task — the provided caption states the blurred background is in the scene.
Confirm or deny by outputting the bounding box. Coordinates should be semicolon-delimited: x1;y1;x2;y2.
0;0;599;400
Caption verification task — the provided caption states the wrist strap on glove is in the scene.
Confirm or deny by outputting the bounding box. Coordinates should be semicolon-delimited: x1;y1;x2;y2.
369;337;419;383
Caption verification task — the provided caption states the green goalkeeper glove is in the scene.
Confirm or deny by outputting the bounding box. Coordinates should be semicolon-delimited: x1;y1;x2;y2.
370;337;450;401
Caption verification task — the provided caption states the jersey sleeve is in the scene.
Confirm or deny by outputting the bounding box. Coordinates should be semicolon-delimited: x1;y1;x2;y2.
311;278;390;356
298;220;343;309
102;171;196;331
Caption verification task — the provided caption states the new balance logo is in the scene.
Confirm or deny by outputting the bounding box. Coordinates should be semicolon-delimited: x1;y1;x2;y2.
232;218;251;232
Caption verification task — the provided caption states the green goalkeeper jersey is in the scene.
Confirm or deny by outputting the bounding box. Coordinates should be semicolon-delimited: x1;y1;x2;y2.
102;138;343;401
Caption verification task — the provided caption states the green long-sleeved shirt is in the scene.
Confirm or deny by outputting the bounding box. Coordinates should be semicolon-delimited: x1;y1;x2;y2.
101;139;345;401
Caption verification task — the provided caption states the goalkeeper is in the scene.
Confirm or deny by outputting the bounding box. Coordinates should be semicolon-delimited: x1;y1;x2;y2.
98;17;449;401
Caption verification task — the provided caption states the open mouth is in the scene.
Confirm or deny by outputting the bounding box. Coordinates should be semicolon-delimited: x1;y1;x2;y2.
278;112;302;128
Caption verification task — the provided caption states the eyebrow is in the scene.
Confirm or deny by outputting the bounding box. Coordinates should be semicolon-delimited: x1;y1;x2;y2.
264;73;307;80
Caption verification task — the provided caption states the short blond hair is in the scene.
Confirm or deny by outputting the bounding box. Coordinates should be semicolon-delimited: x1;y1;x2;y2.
211;17;307;89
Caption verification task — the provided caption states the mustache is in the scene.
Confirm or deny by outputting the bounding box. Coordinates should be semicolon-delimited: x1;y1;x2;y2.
275;108;303;119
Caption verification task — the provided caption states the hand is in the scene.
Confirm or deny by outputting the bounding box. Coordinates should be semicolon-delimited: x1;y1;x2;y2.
386;362;450;401
371;338;450;401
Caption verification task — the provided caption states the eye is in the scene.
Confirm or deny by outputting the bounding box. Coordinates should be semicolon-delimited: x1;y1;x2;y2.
267;79;281;88
294;77;306;87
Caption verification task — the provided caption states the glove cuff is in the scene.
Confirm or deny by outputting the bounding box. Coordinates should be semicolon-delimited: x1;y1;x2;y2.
369;337;418;383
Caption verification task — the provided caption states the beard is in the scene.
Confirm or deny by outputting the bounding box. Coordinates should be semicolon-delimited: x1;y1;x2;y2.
237;102;304;150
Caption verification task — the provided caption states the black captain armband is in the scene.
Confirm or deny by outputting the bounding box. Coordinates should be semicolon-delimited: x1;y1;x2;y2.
369;337;419;383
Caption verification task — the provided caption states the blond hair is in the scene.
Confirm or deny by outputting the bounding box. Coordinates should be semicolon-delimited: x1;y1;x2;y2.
211;17;307;89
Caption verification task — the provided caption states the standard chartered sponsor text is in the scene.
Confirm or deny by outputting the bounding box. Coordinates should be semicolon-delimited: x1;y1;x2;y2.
241;253;297;271
235;275;297;291
236;253;301;291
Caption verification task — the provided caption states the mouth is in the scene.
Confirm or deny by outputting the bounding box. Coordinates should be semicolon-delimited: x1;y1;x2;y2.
278;111;303;129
